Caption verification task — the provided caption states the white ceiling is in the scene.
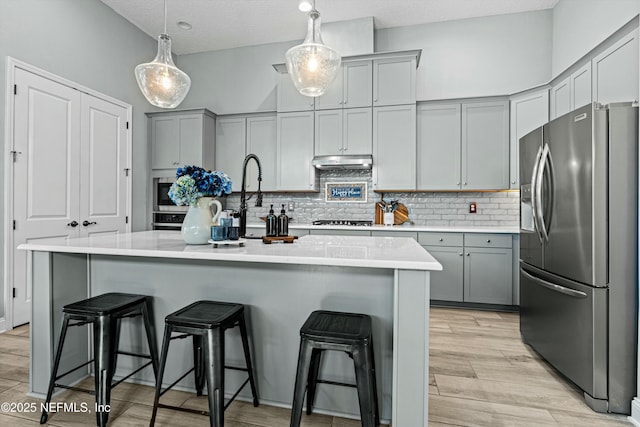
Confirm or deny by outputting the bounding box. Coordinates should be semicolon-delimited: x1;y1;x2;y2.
100;0;560;55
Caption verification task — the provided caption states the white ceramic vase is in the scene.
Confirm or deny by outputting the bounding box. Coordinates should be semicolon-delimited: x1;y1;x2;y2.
181;197;222;244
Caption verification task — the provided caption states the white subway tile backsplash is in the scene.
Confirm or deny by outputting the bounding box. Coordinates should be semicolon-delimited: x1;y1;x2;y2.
225;170;519;226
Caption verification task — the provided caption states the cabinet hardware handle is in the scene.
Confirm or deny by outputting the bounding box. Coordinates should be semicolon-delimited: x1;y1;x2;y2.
439;238;443;242
459;252;463;256
67;221;78;228
512;180;516;184
466;253;470;256
82;220;97;226
373;98;378;102
486;239;491;243
456;182;460;186
463;182;467;186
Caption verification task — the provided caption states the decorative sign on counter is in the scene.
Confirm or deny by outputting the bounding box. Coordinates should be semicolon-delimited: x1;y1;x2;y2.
325;182;367;203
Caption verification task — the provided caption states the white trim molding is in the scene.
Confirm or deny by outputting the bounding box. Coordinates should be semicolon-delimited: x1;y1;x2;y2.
630;398;640;426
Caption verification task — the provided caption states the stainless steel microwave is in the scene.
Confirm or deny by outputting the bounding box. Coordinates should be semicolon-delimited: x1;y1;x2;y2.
153;177;187;212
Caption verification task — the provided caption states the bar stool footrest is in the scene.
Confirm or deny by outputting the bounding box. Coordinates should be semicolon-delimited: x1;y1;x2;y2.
315;379;357;388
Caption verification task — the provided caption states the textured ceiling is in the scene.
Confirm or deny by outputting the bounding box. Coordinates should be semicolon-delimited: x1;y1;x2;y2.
100;0;560;55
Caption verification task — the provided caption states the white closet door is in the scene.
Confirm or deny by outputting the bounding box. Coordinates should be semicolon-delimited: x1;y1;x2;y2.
12;68;81;326
79;93;129;238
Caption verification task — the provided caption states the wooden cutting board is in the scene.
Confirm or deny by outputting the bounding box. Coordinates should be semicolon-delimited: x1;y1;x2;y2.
375;202;412;225
262;236;296;244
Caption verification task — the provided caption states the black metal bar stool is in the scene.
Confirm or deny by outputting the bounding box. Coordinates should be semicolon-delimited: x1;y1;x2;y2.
150;300;259;427
40;292;159;427
290;310;380;427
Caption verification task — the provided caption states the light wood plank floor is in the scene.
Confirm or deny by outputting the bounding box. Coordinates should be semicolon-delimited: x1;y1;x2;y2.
0;308;632;426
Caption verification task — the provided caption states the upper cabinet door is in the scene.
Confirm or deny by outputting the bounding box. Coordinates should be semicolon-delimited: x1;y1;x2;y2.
462;101;509;190
550;76;571;120
417;103;461;191
509;90;549;189
592;28;639;105
151;116;179;169
343;61;373;108
570;63;592;110
177;114;204;167
373;57;416;106
246;116;277;191
277;111;316;191
277;73;315;112
343;107;372;155
314;67;344;110
314;109;343;156
372;104;416;190
215;117;246;192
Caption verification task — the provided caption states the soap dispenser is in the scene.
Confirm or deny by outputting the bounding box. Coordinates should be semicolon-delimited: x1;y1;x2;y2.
278;204;289;236
266;204;277;237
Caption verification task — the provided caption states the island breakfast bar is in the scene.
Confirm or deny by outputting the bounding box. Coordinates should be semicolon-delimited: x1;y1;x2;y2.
19;231;441;426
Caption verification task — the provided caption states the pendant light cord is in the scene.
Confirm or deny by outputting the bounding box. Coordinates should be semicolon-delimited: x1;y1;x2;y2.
163;0;167;34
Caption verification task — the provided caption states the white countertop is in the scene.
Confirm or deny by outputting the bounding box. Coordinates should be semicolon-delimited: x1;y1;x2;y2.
247;223;520;234
18;231;442;271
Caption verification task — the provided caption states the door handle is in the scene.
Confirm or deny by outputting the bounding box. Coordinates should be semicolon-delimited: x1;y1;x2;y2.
82;220;97;227
67;221;78;228
530;145;544;244
520;268;587;298
536;143;550;242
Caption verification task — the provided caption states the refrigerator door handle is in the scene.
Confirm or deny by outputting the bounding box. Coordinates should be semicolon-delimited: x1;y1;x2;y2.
520;267;588;298
530;145;544;244
536;143;550;241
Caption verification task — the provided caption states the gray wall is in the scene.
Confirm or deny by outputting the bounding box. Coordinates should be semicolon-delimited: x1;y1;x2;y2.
552;0;639;78
376;10;553;101
0;0;157;318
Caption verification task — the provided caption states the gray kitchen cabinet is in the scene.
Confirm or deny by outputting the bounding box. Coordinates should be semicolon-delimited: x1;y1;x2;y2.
216;115;277;192
424;246;465;302
463;246;513;305
276;111;317;191
315;60;373;110
149;109;216;172
276;72;315;113
550;76;571;120
315;108;372;156
509;89;549;189
592;28;639;105
373;56;417;106
417;103;461;191
246;115;277;191
462;101;509;190
570;62;592;110
372;104;416;190
215;117;245;192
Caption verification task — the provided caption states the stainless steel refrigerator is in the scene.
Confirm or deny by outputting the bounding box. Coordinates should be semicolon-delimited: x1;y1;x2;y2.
519;102;638;414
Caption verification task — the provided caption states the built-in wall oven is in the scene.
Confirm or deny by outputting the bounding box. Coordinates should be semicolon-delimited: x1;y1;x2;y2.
152;177;185;230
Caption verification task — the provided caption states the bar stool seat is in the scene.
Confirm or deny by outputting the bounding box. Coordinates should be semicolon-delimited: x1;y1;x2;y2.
150;300;259;427
290;310;380;427
41;292;159;427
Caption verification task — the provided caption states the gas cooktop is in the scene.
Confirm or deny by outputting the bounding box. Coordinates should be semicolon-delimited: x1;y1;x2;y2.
312;220;373;226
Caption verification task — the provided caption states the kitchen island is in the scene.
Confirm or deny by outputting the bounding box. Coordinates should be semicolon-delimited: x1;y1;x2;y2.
19;231;441;426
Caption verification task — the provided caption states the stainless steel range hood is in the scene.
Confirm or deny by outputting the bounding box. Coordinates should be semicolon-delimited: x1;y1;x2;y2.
311;155;373;170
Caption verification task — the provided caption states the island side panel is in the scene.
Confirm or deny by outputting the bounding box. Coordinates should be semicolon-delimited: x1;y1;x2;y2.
30;252;90;397
88;255;395;421
393;269;430;427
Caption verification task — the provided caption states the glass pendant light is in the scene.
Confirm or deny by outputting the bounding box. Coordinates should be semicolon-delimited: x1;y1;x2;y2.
135;0;191;109
285;1;341;97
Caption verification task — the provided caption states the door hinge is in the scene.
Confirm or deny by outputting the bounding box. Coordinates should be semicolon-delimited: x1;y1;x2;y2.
13;220;16;230
126;121;129;130
125;216;129;224
12;288;16;298
9;150;21;162
13;84;17;95
124;168;130;177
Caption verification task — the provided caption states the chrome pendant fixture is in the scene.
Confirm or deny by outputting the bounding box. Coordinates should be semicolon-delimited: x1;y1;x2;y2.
135;0;191;109
285;1;341;97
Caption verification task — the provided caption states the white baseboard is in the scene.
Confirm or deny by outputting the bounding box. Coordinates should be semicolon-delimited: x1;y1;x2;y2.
629;397;640;426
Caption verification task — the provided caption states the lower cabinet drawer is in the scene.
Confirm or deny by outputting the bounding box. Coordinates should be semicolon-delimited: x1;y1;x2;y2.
464;233;512;248
418;232;463;247
424;246;464;302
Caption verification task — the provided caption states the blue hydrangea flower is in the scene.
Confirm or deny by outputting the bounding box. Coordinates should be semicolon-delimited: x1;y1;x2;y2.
169;166;233;205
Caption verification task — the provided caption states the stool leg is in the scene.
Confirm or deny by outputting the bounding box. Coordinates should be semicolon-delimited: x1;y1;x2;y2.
93;315;115;427
369;338;380;426
289;338;313;427
109;318;122;386
141;299;160;378
306;349;322;415
40;316;71;424
204;328;225;427
238;313;259;407
353;343;377;427
150;325;172;427
192;334;205;396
